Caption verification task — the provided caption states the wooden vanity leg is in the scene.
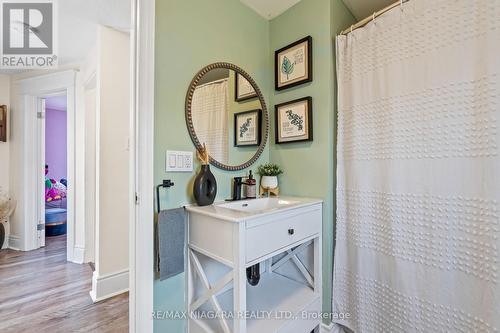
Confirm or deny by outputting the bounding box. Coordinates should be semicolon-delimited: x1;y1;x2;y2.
233;223;247;333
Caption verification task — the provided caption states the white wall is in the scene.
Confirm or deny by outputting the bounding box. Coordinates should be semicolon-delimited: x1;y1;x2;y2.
0;76;10;190
7;76;24;250
0;75;10;190
0;75;10;249
90;25;131;301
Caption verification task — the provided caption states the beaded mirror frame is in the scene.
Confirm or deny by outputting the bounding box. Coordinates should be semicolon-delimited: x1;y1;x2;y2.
185;62;269;171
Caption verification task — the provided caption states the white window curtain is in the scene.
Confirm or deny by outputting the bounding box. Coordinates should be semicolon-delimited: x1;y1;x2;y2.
334;0;499;332
191;79;229;164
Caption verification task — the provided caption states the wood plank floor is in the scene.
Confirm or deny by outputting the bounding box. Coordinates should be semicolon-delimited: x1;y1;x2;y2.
0;235;129;333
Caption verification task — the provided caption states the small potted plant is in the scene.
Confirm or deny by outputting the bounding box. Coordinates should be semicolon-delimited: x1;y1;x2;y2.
257;163;283;189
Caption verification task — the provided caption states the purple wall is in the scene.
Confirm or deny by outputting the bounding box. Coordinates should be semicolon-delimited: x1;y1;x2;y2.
45;108;67;181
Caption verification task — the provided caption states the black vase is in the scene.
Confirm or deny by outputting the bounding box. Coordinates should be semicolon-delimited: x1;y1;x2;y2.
193;164;217;206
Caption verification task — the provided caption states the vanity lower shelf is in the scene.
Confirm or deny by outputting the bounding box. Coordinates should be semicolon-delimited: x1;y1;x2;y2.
191;272;321;333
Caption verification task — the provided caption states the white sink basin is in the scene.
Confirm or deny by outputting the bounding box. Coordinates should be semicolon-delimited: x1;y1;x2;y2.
185;196;322;222
217;197;301;213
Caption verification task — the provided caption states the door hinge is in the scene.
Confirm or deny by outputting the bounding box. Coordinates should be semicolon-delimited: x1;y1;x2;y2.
37;223;45;231
135;192;140;205
37;112;45;119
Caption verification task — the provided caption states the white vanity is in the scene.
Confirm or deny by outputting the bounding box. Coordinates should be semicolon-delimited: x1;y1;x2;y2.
185;197;323;333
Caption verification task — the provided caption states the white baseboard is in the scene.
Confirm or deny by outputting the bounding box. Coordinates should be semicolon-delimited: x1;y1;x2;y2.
90;269;129;302
8;235;21;250
1;234;8;249
71;246;85;264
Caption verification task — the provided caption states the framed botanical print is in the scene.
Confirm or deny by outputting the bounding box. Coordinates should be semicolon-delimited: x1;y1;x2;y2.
235;72;257;102
275;97;313;144
275;36;312;91
234;109;262;147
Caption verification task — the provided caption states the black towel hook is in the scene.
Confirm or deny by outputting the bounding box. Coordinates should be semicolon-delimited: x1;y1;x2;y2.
156;179;175;213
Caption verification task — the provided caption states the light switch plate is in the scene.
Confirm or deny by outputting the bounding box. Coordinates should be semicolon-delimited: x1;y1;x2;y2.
166;150;193;172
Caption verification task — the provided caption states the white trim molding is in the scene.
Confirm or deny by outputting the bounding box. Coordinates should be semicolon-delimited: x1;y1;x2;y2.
130;0;155;332
8;235;21;250
90;269;129;303
72;245;85;264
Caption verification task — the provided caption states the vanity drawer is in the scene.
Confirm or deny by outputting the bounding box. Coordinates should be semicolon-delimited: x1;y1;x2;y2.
245;207;321;263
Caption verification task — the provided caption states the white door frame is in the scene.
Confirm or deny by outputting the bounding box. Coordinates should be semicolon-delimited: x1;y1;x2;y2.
83;72;96;264
130;0;155;331
16;70;79;263
37;97;46;248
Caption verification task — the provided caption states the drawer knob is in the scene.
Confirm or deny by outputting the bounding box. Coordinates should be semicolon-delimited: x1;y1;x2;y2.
288;228;294;235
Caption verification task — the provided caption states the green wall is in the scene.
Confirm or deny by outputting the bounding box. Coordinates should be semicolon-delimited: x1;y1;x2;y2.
154;0;270;332
154;0;354;331
269;0;355;322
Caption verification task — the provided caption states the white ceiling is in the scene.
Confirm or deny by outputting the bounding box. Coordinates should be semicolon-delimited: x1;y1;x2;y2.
240;0;394;22
58;0;131;65
0;0;131;75
239;0;302;20
341;0;395;20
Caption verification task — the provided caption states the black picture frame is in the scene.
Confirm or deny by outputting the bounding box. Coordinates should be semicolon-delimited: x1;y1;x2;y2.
275;36;313;91
275;97;313;144
234;109;262;147
235;72;258;102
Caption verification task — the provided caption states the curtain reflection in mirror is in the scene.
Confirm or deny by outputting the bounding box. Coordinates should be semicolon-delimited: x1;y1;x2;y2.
191;78;229;164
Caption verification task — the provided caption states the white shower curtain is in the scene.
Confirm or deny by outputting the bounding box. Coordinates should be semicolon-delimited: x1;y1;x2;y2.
333;0;500;332
192;79;229;163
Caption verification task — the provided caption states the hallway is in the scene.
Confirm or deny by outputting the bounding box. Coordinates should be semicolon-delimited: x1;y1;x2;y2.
0;235;129;333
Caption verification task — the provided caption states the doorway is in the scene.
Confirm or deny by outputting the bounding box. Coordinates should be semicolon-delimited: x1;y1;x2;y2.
0;0;155;330
43;94;69;246
13;71;79;262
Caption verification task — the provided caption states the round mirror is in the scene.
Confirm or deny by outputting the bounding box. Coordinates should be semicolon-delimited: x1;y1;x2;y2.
185;63;269;171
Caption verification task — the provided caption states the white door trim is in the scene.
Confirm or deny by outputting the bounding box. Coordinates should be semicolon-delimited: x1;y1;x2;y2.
15;70;80;263
130;0;155;332
37;97;46;248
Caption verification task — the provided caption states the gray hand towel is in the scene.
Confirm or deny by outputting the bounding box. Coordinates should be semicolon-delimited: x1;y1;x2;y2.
158;207;186;281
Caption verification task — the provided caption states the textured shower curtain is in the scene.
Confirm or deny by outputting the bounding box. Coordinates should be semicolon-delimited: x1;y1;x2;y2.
333;0;500;332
